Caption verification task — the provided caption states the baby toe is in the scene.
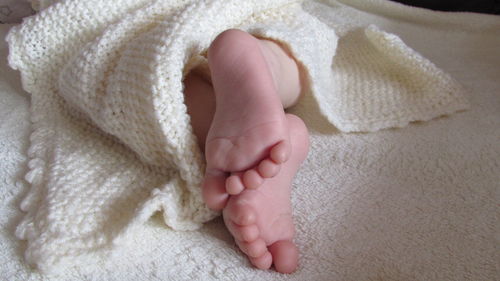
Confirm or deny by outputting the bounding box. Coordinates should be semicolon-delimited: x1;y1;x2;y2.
225;220;260;242
249;251;272;270
268;240;298;274
239;224;260;242
237;238;267;258
226;174;245;195
258;158;281;178
243;169;264;189
225;201;257;226
270;140;290;164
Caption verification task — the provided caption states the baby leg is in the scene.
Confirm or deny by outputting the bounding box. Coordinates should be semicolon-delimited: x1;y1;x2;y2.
184;29;307;273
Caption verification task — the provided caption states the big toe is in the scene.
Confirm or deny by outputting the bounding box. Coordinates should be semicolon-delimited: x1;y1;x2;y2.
269;240;298;274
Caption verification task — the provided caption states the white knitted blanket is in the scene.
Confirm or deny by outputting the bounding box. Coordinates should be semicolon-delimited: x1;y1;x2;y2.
3;0;481;275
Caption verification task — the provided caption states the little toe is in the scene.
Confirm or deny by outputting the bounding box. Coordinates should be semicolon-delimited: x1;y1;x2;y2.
226;173;245;195
268;240;298;274
270;140;291;164
243;169;264;189
202;169;229;210
237;238;268;258
249;251;272;270
257;158;281;178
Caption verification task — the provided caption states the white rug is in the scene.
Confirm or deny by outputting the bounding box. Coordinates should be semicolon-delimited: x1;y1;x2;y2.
0;0;498;280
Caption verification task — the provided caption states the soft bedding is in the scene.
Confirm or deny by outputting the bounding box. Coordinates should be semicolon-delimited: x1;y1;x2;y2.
1;0;499;280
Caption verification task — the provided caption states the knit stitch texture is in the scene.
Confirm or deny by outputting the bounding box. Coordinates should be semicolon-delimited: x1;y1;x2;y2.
7;0;468;273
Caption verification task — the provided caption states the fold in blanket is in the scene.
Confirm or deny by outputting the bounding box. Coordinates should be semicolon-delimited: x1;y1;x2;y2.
7;0;468;272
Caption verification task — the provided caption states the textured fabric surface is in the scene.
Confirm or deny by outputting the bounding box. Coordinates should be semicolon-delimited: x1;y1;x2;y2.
1;0;498;280
6;0;470;273
6;0;339;272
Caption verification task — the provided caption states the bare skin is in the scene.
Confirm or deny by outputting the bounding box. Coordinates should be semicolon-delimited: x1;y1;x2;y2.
223;114;308;273
183;29;306;273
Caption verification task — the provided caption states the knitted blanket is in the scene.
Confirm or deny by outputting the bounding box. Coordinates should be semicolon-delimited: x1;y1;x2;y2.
6;0;470;273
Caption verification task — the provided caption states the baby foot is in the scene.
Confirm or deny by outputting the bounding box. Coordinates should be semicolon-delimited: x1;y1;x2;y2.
224;141;287;195
202;30;292;210
223;114;309;273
